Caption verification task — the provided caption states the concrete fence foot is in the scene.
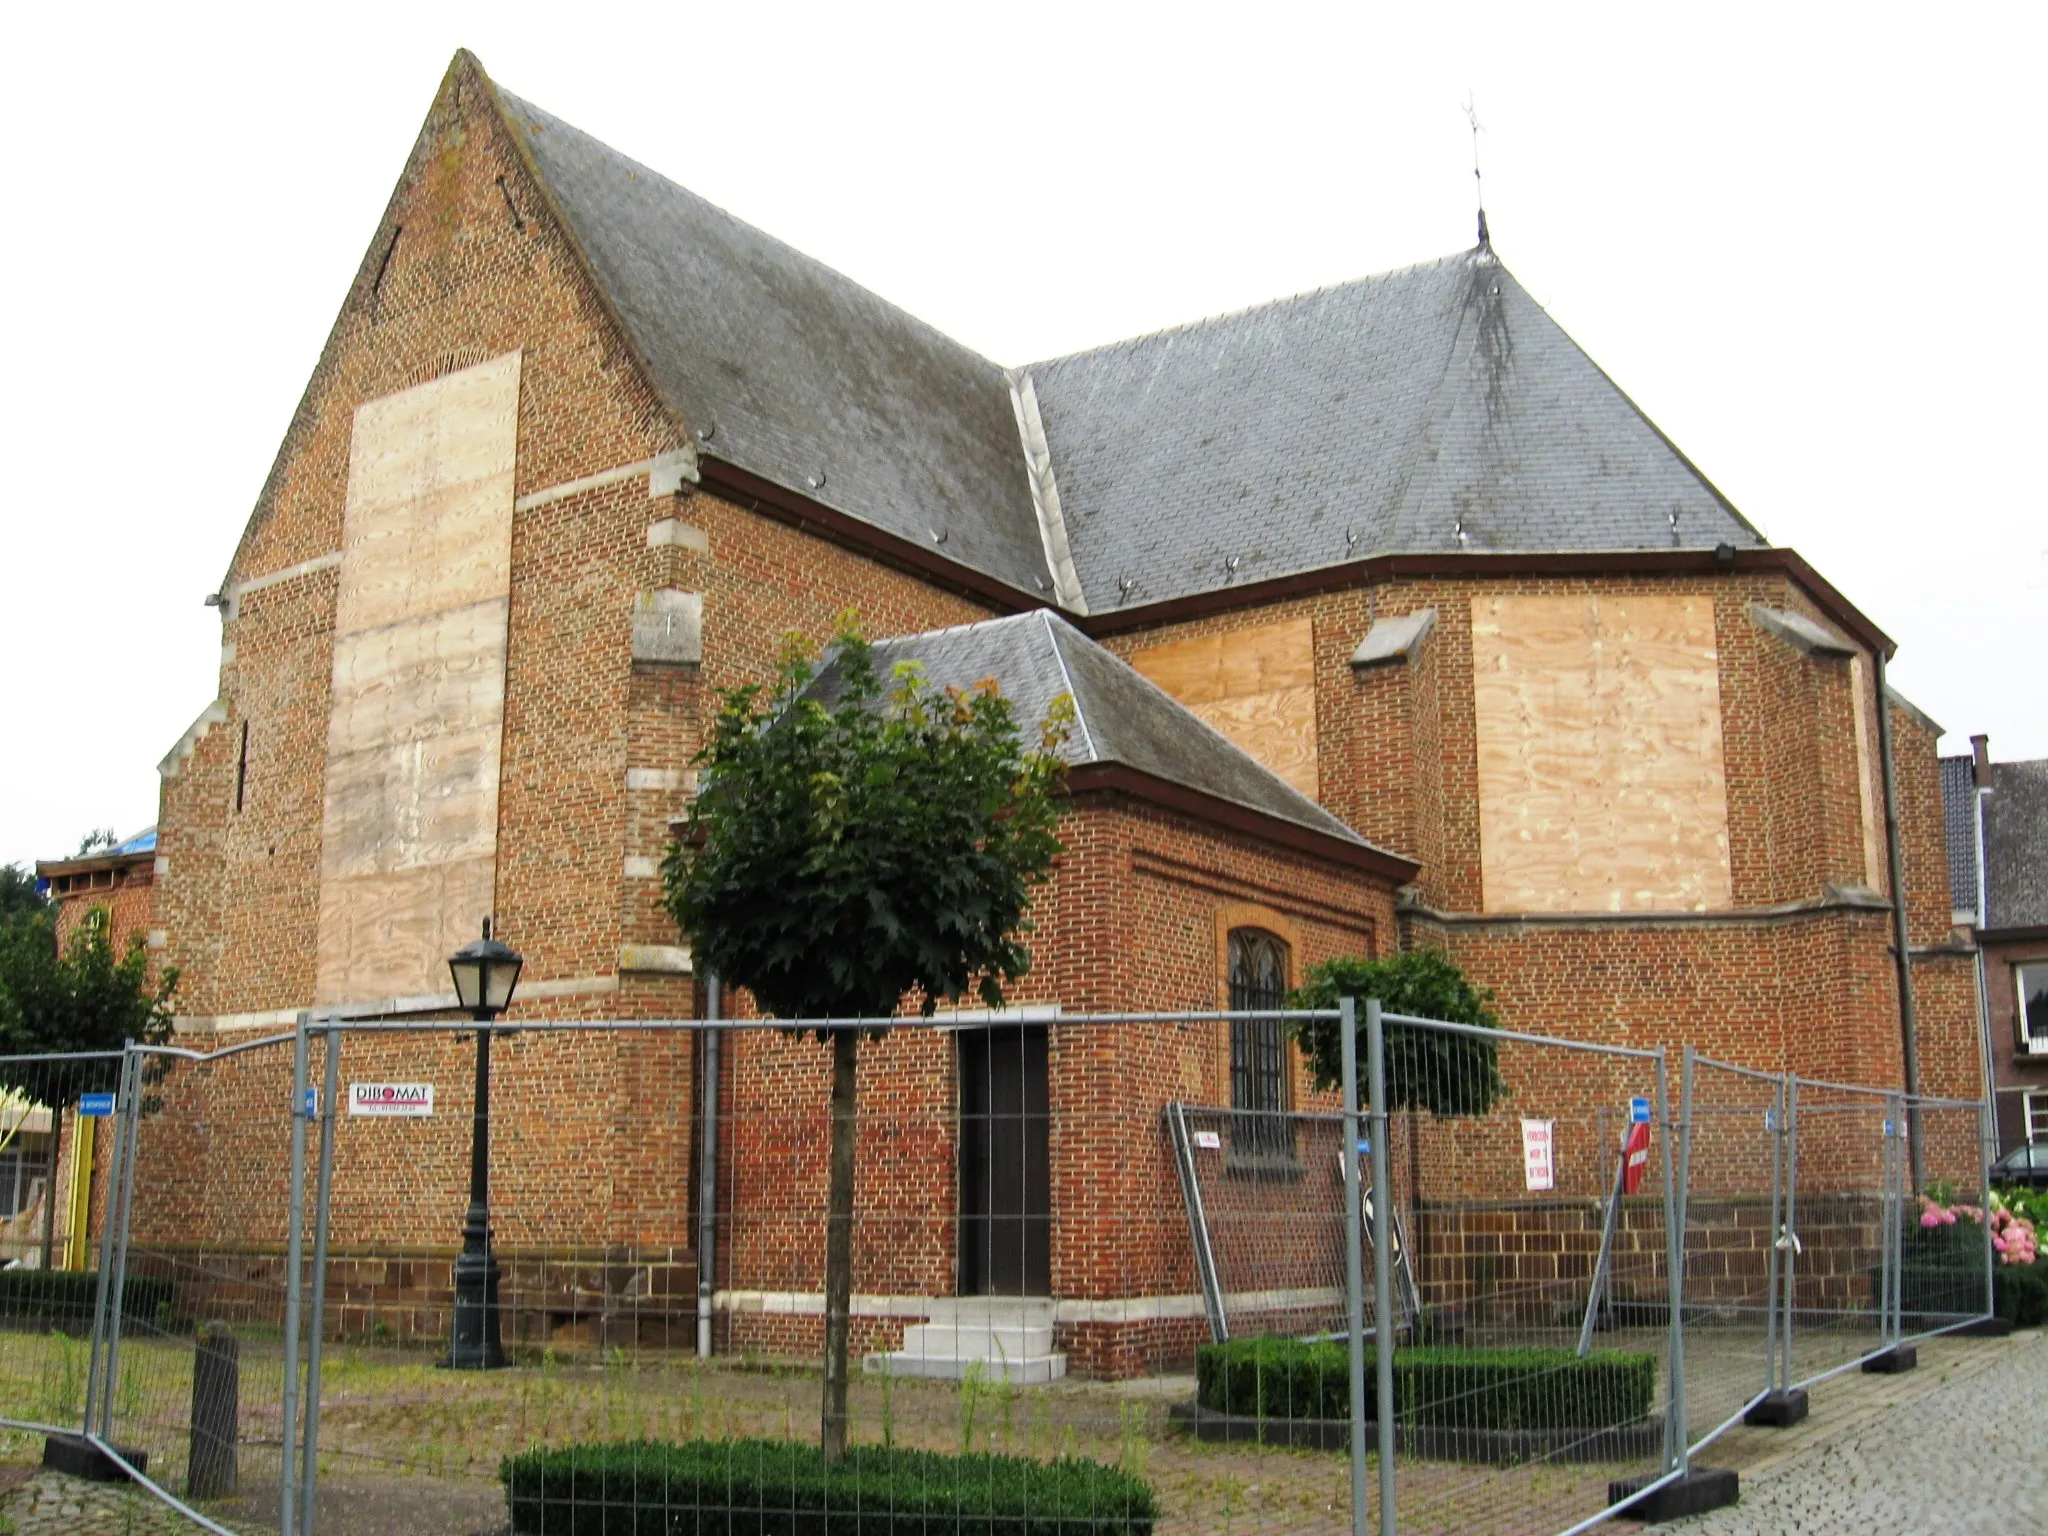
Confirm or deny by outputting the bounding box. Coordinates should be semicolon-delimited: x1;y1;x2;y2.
1861;1345;1918;1374
1609;1467;1740;1522
1743;1388;1810;1427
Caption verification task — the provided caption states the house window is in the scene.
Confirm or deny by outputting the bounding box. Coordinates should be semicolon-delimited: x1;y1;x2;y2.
0;1134;46;1219
1228;928;1291;1160
2017;965;2048;1055
2028;1092;2048;1145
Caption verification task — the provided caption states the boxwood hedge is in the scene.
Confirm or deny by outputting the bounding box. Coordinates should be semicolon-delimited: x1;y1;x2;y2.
1196;1339;1656;1431
500;1438;1157;1535
0;1270;173;1329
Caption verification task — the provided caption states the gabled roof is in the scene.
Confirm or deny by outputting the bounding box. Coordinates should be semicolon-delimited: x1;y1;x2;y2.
1023;253;1764;611
805;612;1413;876
477;57;1766;618
1939;755;1979;915
1984;759;2048;932
495;89;1049;596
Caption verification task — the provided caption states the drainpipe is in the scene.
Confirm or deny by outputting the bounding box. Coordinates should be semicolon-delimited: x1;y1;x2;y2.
696;973;722;1358
1872;650;1925;1193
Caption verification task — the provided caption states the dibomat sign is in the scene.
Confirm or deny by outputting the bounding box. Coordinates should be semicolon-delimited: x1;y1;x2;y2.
349;1082;434;1118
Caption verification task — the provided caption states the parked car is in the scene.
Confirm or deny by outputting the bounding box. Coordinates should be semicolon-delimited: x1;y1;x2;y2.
1990;1141;2048;1190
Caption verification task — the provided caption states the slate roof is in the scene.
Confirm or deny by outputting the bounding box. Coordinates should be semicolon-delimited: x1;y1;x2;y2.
497;91;1049;596
486;62;1765;614
1024;255;1765;611
1940;756;1979;914
1984;759;2048;931
804;611;1387;854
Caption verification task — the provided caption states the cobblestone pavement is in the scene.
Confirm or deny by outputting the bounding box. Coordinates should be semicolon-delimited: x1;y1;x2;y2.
0;1466;192;1533
1677;1330;2047;1535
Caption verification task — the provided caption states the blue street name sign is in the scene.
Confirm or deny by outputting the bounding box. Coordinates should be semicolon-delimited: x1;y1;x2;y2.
79;1093;115;1118
1882;1118;1896;1137
1629;1097;1652;1124
1356;1139;1372;1157
302;1088;319;1118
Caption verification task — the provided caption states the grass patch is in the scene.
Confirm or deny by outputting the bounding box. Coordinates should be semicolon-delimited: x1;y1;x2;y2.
1196;1339;1657;1431
501;1437;1157;1534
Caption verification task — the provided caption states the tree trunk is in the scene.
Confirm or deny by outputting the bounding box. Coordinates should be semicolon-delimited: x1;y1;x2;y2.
820;1027;860;1462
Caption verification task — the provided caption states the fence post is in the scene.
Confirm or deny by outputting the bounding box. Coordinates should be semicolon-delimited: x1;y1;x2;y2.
280;1013;310;1536
1781;1076;1801;1393
187;1323;239;1499
1761;1074;1783;1395
81;1045;137;1438
1364;999;1397;1536
1338;996;1369;1536
1656;1049;1688;1473
95;1041;145;1442
1981;1094;1996;1322
300;1023;342;1536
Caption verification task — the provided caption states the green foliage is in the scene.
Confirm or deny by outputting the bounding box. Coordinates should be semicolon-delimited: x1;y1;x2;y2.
0;906;176;1098
0;1269;175;1328
1996;1258;2048;1328
500;1438;1157;1535
73;829;118;858
1288;949;1506;1116
1196;1339;1657;1431
662;617;1068;1026
0;866;46;929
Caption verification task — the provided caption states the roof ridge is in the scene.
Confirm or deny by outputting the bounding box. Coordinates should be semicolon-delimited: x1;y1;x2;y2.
1039;611;1098;762
1023;248;1482;373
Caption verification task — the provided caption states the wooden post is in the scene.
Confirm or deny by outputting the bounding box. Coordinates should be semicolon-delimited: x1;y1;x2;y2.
187;1323;239;1499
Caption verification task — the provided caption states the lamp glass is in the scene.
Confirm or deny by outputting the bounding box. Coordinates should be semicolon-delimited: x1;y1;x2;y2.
450;953;485;1011
483;951;523;1012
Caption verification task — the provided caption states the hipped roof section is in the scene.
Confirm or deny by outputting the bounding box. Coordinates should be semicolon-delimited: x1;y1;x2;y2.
803;612;1414;877
475;55;1765;619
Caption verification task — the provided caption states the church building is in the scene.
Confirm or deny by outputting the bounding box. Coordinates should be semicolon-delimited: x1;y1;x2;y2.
113;51;1978;1368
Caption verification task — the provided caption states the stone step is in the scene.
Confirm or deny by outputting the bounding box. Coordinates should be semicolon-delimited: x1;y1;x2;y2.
863;1347;1067;1385
899;1322;1056;1359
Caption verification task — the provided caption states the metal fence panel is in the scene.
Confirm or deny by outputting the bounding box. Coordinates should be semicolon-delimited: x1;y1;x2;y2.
1367;1011;1677;1536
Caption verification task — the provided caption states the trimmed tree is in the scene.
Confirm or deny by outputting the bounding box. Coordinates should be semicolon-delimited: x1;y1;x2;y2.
1288;949;1505;1117
662;618;1067;1460
0;907;177;1266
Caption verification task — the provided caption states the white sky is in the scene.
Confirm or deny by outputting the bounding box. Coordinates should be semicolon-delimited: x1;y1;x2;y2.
3;1;2041;870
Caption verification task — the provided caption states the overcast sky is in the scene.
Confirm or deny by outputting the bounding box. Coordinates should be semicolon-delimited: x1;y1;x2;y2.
2;2;2040;870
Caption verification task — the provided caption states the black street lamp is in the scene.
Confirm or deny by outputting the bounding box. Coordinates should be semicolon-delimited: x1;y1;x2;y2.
445;918;523;1370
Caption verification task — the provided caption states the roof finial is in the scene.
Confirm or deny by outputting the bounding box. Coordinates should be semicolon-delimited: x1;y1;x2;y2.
1464;94;1490;250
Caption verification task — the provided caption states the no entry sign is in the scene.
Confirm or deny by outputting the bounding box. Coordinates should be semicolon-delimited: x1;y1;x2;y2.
349;1083;434;1117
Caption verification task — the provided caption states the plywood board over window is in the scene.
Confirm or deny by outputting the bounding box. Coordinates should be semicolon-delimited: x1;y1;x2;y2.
315;352;521;1005
1848;653;1887;894
1130;617;1318;798
1472;594;1731;913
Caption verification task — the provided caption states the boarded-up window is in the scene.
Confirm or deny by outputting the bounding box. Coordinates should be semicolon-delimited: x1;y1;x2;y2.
315;352;521;1005
1472;594;1731;913
1849;653;1887;894
1130;617;1318;798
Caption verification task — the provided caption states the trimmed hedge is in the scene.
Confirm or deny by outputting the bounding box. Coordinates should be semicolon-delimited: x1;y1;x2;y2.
1996;1260;2047;1328
501;1439;1157;1535
0;1270;174;1328
1196;1339;1657;1432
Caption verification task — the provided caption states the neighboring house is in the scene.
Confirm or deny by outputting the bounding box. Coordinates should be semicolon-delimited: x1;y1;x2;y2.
100;51;1976;1365
1945;739;2048;1156
34;825;159;956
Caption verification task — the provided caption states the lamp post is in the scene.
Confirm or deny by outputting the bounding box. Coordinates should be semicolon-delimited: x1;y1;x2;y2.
445;918;523;1370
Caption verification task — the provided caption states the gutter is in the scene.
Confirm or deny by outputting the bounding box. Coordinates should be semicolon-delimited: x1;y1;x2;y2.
696;973;722;1358
1872;650;1924;1190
